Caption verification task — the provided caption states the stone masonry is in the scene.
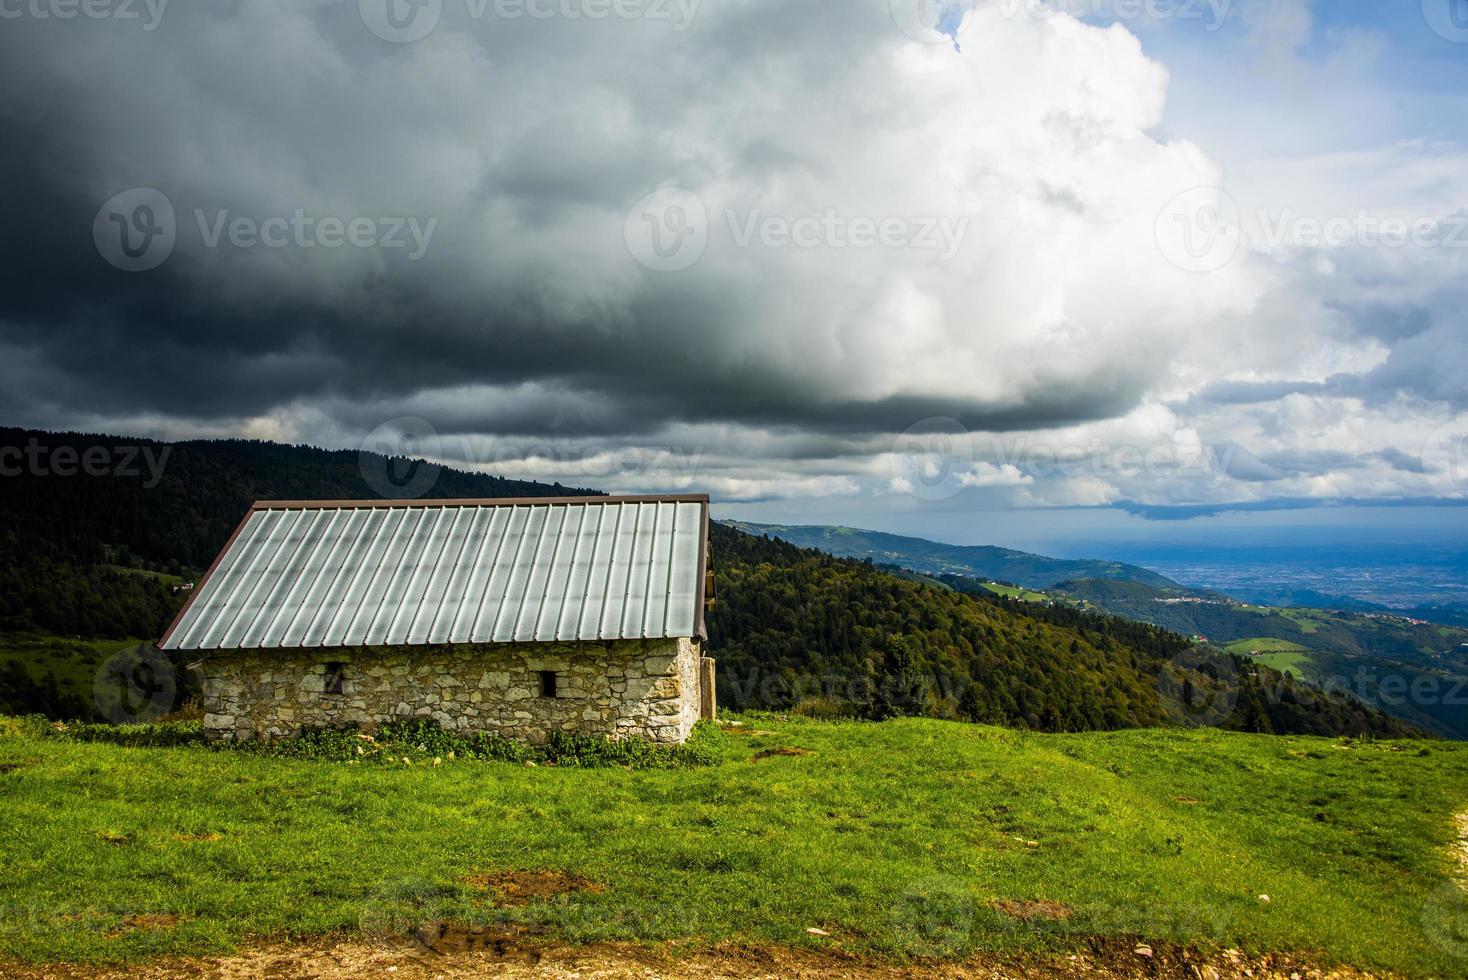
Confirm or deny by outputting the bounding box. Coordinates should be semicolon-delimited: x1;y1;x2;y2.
196;636;707;744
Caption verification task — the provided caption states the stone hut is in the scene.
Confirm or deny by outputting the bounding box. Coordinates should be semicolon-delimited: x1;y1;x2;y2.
159;495;716;743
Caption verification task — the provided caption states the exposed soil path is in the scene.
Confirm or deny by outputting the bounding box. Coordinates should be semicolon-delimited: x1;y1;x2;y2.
4;935;1383;980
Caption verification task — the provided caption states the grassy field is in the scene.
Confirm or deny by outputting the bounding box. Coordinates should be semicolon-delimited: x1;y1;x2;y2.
0;635;151;692
1254;651;1313;679
1223;638;1312;656
1222;639;1315;680
1277;609;1329;634
2;715;1467;974
977;582;1054;603
102;566;187;586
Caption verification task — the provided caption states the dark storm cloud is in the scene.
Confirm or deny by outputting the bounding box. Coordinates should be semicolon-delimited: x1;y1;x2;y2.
0;4;1153;448
1;0;1463;515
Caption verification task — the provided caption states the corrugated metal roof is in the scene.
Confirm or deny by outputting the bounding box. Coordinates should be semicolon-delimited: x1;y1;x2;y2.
160;496;710;651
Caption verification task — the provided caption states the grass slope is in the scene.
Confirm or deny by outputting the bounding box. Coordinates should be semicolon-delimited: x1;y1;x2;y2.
0;635;158;719
2;716;1467;975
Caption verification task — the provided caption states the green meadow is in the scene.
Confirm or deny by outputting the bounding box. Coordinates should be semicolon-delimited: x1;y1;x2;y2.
1;714;1467;975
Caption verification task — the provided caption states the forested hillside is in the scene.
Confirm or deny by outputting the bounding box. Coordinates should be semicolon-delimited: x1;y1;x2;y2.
710;526;1416;737
0;427;597;637
0;427;1420;738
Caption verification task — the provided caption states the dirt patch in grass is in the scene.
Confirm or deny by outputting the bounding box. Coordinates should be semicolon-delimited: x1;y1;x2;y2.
464;870;605;907
1174;796;1201;806
412;921;546;959
0;936;1382;979
105;915;182;939
751;747;814;761
0;761;35;774
992;899;1074;922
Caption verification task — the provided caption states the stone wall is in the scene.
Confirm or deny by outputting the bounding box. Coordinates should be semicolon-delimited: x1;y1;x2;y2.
195;637;706;744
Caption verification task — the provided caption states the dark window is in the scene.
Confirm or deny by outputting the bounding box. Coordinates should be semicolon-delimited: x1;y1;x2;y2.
324;662;346;696
537;670;558;699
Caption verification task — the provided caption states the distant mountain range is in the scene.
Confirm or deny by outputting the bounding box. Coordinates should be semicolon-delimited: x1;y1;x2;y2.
724;521;1187;590
729;520;1468;740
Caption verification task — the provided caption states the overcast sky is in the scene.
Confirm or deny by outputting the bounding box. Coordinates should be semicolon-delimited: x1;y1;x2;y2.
2;0;1466;537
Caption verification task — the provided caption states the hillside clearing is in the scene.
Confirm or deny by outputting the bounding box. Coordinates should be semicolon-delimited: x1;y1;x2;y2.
1223;639;1313;656
2;716;1468;976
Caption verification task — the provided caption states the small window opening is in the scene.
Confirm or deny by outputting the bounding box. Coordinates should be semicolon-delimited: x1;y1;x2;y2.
324;662;347;696
537;670;559;699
